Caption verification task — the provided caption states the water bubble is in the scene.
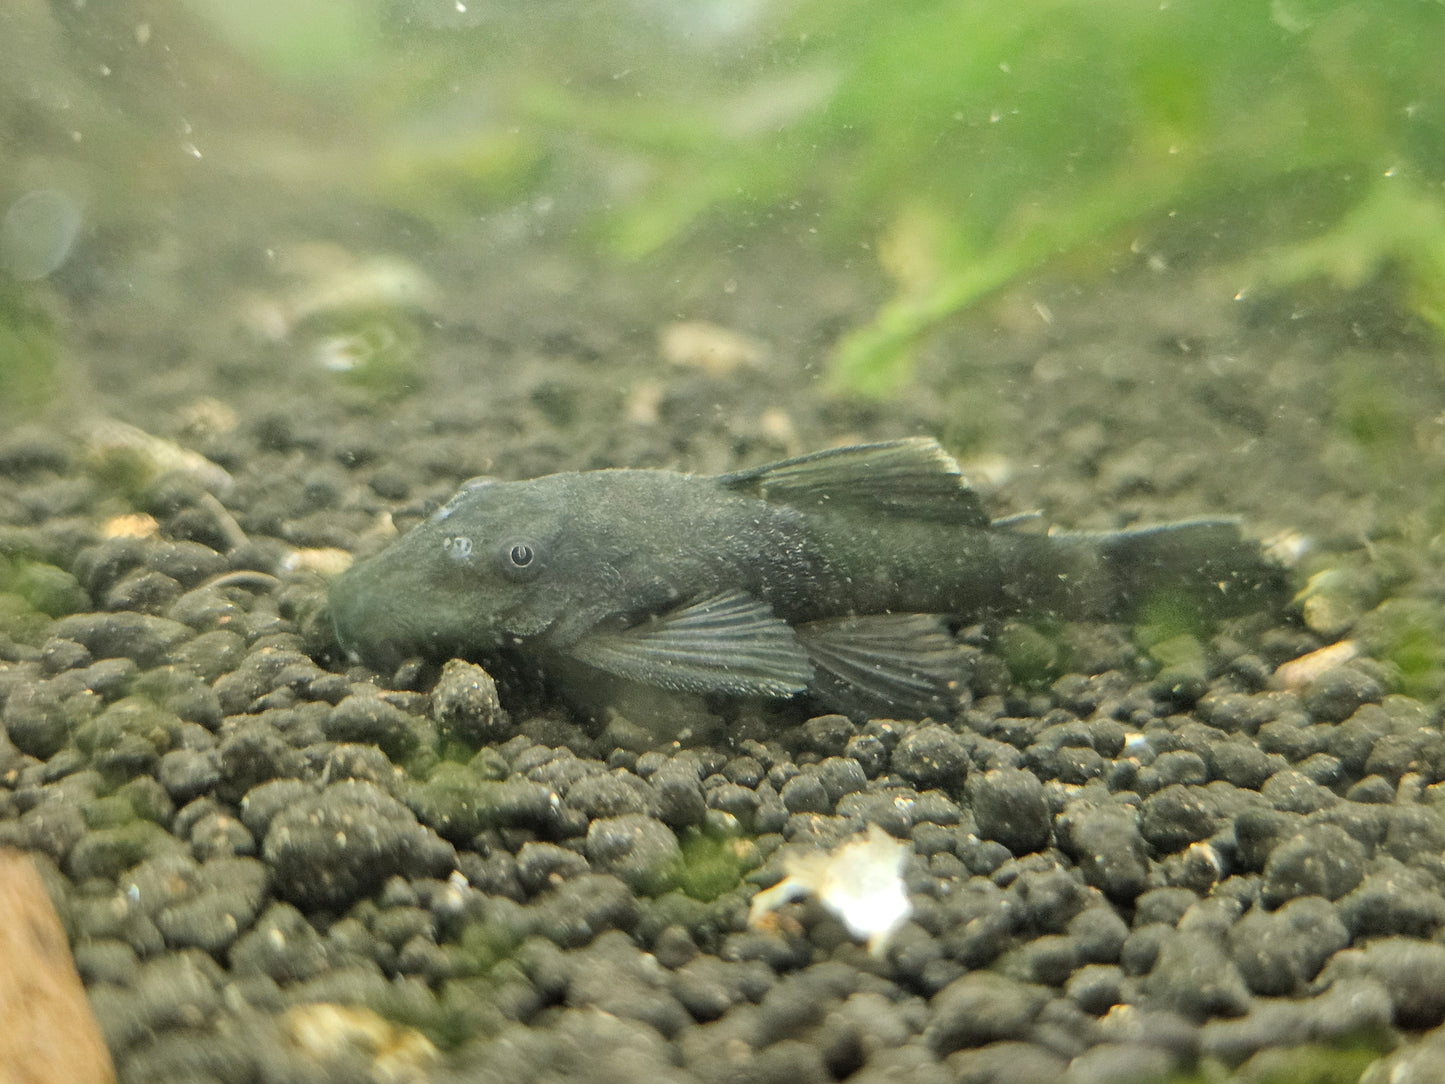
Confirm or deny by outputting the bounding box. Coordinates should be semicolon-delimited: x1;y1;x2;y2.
1;189;82;281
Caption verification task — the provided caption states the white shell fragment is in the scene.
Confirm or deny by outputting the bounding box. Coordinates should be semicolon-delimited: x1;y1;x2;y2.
748;823;912;957
1272;639;1361;691
659;320;768;375
87;419;234;496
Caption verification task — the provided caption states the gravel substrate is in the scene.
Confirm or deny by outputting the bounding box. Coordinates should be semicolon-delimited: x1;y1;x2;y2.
2;410;1445;1084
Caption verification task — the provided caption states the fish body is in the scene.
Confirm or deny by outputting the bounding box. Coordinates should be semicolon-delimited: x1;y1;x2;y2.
329;439;1283;714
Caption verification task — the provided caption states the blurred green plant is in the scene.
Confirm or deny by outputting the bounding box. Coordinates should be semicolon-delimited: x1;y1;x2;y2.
522;0;1445;394
0;282;62;416
180;0;386;84
165;0;1445;395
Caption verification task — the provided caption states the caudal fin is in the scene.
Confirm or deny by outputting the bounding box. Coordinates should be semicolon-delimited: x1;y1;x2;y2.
1017;518;1289;623
1093;518;1289;620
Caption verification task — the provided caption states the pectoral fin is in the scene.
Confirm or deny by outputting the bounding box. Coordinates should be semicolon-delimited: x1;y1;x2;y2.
719;437;989;526
796;613;966;719
568;590;813;698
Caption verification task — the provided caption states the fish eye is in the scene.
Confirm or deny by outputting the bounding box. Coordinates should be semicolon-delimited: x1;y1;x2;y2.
499;539;542;582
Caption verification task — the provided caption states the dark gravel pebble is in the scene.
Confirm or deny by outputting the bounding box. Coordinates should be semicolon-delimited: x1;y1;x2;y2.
1260;769;1339;813
966;767;1051;855
924;972;1050;1054
1316;938;1445;1029
238;778;316;839
215;718;308;802
49;611;195;668
795;714;855;757
1302;665;1383;723
672;955;773;1021
429;658;510;744
1141;929;1253;1020
39;636;92;674
567;769;654;818
151;854;268;954
88;949;225;1052
780;772;832;814
1198;976;1394;1066
1228;895;1349;996
1139;783;1229;853
566;929;692;1036
516;840;592;895
1056;799;1150;901
891;724;970;791
1065;1041;1181;1084
584;814;682;894
103;568;183;614
1067;963;1126;1016
706;780;760;827
68;820;187;881
1068;905;1130;964
407;769;556;841
1383;803;1445;861
324;693;428;760
262;780;456;910
527;873;641;948
1260;823;1367;906
650;768;705;838
1;681;71;759
156;747;221;804
73;938;141;987
1338;863;1445;939
999;933;1077;986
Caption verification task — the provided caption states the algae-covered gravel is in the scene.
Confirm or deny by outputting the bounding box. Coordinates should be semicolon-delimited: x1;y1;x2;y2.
5;230;1445;1084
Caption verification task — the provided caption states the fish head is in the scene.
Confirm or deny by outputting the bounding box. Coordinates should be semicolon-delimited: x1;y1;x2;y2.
329;474;599;668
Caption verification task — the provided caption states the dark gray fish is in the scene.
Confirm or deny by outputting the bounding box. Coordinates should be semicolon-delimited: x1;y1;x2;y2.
329;438;1284;715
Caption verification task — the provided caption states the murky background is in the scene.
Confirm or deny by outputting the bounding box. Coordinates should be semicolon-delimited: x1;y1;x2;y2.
5;3;1445;1082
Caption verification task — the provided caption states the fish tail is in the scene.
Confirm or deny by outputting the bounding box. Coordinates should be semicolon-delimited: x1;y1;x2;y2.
1015;518;1288;622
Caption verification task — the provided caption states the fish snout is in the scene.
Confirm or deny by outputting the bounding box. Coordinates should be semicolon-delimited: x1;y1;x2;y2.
328;567;404;668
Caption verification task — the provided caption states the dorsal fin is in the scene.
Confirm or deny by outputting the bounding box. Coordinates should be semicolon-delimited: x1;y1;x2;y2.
718;437;989;526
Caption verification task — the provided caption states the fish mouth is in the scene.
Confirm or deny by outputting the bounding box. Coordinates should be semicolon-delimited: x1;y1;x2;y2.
334;617;501;672
330;589;503;669
328;570;427;668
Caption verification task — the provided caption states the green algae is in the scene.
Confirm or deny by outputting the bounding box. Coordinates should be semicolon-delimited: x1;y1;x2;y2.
404;764;554;844
1354;597;1445;701
674;826;762;903
0;556;88;617
996;618;1067;689
74;695;182;784
67;820;185;881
